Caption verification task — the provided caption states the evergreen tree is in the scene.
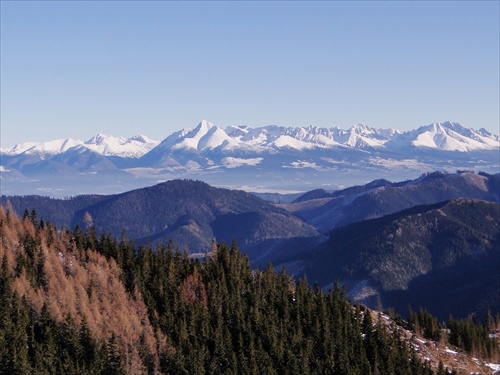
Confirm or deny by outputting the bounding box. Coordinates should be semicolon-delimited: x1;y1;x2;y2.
105;333;125;375
1;206;445;374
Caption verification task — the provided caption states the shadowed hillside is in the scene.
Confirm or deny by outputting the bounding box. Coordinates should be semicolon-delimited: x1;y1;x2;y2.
2;180;317;252
283;171;500;233
300;198;500;320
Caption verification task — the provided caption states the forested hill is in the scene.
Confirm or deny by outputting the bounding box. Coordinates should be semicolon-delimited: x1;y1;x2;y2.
284;171;500;233
1;179;317;251
3;171;498;254
1;205;499;374
302;198;500;320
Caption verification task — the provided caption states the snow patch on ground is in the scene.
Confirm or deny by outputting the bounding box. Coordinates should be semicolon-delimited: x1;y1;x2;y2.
347;279;379;301
285;160;327;170
486;363;500;372
222;157;263;168
368;157;433;170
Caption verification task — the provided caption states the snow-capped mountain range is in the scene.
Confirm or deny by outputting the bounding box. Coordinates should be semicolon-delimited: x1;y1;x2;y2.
3;120;499;157
1;133;159;158
1;120;499;197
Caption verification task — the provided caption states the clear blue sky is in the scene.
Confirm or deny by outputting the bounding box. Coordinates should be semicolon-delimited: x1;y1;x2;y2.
1;1;499;147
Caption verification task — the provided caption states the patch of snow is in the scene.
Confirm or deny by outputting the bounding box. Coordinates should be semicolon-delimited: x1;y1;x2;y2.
347;279;379;300
222;157;263;168
321;157;345;165
285;160;326;170
184;161;202;170
486;363;500;372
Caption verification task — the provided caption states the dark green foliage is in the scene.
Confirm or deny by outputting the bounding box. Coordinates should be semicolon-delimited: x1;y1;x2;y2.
292;188;332;203
447;314;500;359
404;306;500;361
2;180;318;253
407;307;442;342
104;333;125;375
3;195;107;230
1;217;439;374
0;264;108;374
307;198;500;320
106;238;430;374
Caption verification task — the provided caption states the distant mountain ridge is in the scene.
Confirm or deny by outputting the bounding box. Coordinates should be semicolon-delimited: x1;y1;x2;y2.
1;133;159;158
1;120;499;196
3;120;498;157
1;179;317;252
282;170;500;233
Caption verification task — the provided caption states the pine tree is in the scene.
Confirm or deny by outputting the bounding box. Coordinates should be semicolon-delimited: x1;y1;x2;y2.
8;294;32;375
105;333;125;375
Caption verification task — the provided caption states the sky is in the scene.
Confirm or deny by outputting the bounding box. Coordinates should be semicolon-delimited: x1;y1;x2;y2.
1;1;499;147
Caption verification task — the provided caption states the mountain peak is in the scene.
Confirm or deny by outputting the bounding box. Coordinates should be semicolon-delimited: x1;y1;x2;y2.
86;133;114;145
129;134;159;144
351;123;371;132
407;121;500;151
425;121;461;132
198;120;215;130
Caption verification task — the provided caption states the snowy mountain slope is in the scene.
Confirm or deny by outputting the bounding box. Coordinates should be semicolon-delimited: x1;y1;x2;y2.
3;120;497;158
84;133;159;157
136;120;499;171
1;120;499;197
409;122;499;151
1;133;159;158
387;121;499;152
1;138;83;156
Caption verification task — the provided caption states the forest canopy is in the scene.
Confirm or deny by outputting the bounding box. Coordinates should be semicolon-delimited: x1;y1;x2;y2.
1;206;497;374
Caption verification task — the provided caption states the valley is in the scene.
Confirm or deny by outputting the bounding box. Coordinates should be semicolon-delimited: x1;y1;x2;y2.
2;170;499;322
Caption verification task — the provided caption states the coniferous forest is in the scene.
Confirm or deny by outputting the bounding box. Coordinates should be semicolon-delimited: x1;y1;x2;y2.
1;206;498;374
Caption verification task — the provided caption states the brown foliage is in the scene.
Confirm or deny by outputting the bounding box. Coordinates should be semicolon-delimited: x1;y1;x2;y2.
0;205;166;373
180;267;207;309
